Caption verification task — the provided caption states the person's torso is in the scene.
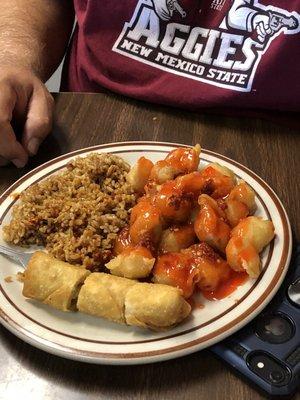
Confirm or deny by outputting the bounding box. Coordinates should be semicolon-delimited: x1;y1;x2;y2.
63;0;300;112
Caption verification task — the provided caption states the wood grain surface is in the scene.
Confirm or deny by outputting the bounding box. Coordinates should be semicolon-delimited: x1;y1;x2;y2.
0;92;299;400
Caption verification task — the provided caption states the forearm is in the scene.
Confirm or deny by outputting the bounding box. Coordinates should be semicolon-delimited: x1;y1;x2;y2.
0;0;74;81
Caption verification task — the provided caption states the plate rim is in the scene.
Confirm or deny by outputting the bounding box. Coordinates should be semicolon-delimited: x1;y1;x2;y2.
0;141;292;364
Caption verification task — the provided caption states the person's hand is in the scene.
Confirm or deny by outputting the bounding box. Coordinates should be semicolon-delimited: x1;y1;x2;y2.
252;13;273;42
152;0;172;21
0;66;54;168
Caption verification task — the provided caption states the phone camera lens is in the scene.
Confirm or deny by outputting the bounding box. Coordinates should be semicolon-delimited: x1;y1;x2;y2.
255;313;294;343
269;370;285;384
247;351;291;387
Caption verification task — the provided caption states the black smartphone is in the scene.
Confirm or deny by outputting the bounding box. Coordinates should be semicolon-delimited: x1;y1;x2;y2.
210;245;300;397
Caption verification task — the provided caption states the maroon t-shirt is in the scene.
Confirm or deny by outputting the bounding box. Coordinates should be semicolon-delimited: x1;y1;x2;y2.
62;0;300;113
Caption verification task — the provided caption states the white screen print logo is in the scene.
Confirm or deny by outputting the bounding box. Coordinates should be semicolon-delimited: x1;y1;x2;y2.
112;0;300;92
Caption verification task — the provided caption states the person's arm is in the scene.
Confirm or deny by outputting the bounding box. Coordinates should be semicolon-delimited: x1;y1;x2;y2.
0;0;74;167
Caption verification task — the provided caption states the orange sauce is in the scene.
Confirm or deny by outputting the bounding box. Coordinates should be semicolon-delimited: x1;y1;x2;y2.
138;157;154;174
200;166;235;199
168;224;197;248
201;166;218;178
114;226;131;255
239;245;257;263
175;171;204;197
153;181;192;221
165;147;198;172
202;270;248;300
153;252;198;298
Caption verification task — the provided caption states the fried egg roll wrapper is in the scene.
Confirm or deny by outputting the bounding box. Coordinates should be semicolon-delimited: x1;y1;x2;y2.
125;283;191;330
22;251;90;311
77;273;136;324
77;273;191;329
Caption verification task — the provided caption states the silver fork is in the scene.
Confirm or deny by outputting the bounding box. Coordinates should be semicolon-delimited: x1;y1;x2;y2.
0;245;33;268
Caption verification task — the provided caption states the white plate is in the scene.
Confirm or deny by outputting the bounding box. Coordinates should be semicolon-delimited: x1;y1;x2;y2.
0;141;292;365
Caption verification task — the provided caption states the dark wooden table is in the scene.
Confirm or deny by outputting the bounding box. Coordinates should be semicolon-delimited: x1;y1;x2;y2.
0;92;299;400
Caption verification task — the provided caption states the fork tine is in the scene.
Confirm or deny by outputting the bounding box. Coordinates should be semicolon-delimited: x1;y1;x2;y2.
0;252;25;268
0;244;24;256
0;245;31;268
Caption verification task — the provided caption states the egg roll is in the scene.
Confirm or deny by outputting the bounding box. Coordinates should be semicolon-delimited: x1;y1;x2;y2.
125;282;191;330
22;251;90;311
77;273;191;330
77;273;136;324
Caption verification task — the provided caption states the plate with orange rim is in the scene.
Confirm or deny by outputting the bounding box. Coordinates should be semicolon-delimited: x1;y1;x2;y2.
0;141;292;365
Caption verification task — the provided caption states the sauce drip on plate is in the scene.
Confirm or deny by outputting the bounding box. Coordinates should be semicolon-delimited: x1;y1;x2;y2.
202;270;248;300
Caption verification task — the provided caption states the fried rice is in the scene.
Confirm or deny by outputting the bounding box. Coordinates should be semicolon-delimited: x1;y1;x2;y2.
3;153;137;270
